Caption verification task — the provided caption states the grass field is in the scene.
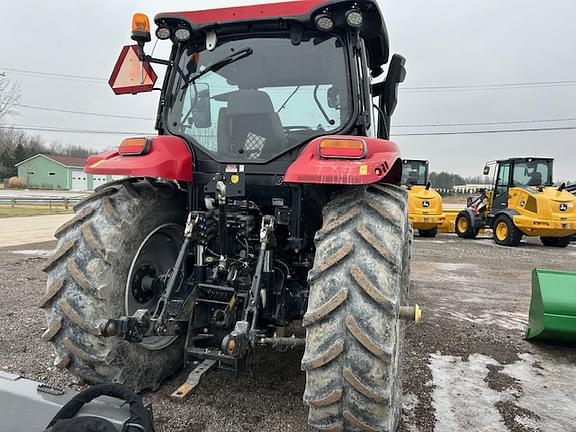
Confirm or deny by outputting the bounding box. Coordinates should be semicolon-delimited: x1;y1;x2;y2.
0;205;73;218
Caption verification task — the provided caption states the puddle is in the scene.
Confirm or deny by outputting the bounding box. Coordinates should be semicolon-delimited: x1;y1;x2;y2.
445;310;528;331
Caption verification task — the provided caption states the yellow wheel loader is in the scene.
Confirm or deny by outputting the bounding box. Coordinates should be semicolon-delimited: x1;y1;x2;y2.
455;157;576;247
402;159;446;237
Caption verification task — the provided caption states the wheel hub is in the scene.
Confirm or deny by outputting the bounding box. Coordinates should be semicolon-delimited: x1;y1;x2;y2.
458;217;468;232
125;223;183;351
496;222;508;240
130;264;161;304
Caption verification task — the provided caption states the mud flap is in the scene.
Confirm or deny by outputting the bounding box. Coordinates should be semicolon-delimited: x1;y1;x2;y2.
525;268;576;344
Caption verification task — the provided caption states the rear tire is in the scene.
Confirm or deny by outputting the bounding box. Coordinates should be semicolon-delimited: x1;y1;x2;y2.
455;211;479;239
302;184;411;431
38;179;186;391
541;236;571;248
493;214;523;247
418;227;437;238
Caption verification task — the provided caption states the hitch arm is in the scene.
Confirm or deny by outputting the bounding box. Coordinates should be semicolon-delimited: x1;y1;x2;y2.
152;212;197;331
243;215;275;330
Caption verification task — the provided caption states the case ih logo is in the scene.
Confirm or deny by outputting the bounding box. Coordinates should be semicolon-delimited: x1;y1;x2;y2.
422;200;430;208
560;203;568;212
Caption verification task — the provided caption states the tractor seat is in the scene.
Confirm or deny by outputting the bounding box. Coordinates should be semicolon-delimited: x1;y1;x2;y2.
217;90;286;159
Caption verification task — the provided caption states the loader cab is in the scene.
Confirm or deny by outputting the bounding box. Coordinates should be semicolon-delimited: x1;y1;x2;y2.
488;158;553;213
401;159;429;187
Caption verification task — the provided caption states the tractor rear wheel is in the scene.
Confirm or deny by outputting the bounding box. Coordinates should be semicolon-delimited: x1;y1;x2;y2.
541;236;571;248
493;214;523;247
418;227;437;238
302;184;411;432
455;211;479;239
38;179;186;391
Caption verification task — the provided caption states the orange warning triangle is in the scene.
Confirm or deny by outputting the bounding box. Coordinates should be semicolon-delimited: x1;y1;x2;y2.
109;45;158;95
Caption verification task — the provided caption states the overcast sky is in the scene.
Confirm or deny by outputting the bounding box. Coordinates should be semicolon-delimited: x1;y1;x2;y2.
0;0;575;180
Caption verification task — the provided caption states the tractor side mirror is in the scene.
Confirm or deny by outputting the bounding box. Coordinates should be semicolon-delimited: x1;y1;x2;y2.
483;165;490;176
327;86;341;109
191;84;212;129
382;54;406;116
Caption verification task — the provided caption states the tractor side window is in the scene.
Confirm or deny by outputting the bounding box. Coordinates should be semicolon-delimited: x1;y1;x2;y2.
512;161;550;187
494;163;510;198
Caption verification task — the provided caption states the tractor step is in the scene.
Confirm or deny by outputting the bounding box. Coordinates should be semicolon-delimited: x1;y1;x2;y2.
170;359;218;401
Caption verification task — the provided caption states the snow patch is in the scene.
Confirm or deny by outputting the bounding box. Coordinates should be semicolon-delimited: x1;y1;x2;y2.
430;353;506;431
429;352;576;432
10;249;53;257
502;353;576;431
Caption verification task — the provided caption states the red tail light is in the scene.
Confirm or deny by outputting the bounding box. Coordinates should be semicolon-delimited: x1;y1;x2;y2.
319;138;366;159
118;137;151;155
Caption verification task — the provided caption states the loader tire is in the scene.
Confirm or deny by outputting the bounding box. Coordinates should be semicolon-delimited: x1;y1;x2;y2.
418;227;437;238
38;179;186;391
302;184;411;432
493;214;522;247
540;236;571;248
455;211;479;239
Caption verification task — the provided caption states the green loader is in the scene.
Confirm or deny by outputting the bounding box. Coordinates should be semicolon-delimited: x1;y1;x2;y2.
525;268;576;344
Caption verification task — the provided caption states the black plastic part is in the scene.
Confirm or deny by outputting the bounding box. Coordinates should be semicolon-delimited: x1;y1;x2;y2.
45;384;153;432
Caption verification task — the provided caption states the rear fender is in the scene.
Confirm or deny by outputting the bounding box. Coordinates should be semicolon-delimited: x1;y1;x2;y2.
283;135;401;185
85;136;193;182
492;208;520;227
461;208;483;229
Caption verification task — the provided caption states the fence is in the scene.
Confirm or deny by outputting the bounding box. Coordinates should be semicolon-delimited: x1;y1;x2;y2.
436;187;492;196
0;196;83;209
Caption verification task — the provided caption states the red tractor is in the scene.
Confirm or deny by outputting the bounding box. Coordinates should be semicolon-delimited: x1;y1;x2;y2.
39;1;418;430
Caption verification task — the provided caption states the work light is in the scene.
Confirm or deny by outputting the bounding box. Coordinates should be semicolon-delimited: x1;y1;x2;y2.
315;14;335;31
345;9;364;27
174;28;192;42
156;27;171;40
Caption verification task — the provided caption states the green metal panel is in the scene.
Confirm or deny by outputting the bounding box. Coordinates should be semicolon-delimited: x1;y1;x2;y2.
17;156;68;190
525;268;576;344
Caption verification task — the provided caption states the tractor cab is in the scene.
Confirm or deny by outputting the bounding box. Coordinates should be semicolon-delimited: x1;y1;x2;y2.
485;157;554;213
100;0;406;174
401;159;445;237
456;157;576;247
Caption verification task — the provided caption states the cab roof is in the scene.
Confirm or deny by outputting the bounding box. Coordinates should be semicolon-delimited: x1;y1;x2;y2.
496;157;554;164
155;0;390;71
403;159;429;165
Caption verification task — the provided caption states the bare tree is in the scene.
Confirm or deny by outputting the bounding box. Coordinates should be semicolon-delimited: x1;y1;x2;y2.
0;75;20;124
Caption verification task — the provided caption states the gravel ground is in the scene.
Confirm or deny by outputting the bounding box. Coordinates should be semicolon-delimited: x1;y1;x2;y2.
1;234;575;431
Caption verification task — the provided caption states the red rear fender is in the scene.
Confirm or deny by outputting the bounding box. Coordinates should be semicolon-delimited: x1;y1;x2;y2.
284;135;401;185
85;136;193;182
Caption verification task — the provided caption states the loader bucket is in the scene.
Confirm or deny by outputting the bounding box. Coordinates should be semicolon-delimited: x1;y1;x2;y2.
525;268;576;344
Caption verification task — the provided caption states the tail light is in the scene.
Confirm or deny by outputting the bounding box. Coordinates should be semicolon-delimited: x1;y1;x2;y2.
319;138;366;159
119;137;151;155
